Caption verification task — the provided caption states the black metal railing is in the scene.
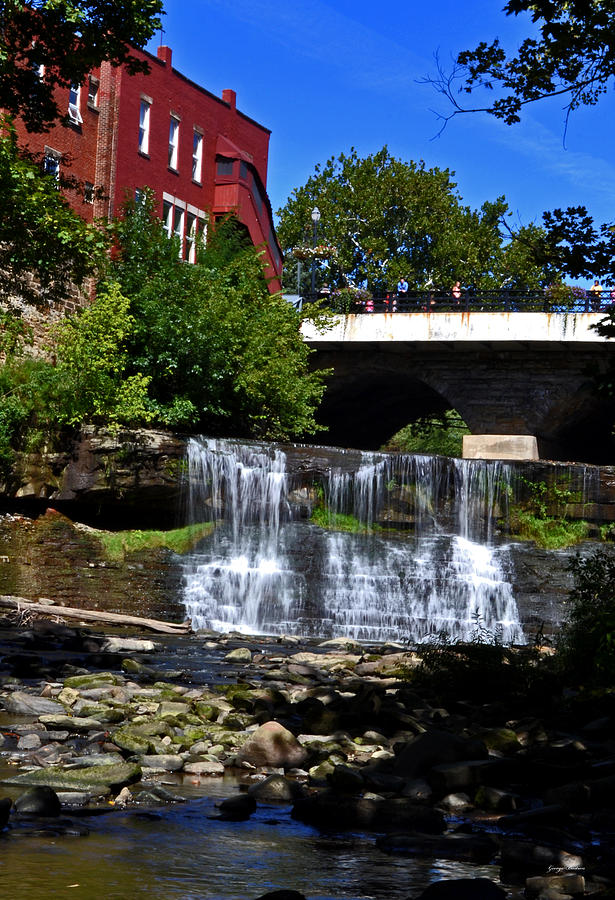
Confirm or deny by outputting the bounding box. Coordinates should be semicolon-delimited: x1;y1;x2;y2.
302;288;615;314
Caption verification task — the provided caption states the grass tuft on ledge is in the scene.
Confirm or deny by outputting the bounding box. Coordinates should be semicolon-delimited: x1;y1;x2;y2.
96;522;214;561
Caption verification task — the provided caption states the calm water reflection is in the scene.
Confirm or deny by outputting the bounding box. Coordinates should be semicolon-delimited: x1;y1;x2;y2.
0;785;500;899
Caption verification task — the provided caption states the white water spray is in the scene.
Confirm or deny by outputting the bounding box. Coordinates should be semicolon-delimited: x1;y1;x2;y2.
182;437;525;643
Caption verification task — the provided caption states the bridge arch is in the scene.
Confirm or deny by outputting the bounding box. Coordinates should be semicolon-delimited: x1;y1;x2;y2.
305;315;615;462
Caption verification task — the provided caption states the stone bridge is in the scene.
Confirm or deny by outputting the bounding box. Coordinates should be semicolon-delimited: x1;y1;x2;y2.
301;311;615;462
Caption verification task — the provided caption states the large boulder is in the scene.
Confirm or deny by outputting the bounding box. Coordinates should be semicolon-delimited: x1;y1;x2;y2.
14;786;61;817
500;839;584;881
1;762;142;797
1;691;64;717
392;730;488;778
235;722;308;770
248;774;305;802
213;793;256;821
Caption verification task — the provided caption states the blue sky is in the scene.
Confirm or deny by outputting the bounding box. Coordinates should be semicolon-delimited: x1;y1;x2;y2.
147;0;615;240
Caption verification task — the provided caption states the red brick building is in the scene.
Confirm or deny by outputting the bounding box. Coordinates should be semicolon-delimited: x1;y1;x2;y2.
15;45;282;289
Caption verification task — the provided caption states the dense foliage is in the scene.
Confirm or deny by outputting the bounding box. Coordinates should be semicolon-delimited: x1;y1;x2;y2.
0;189;329;476
277;146;550;293
382;410;470;457
0;118;108;303
0;0;163;132
108;196;329;439
558;550;615;686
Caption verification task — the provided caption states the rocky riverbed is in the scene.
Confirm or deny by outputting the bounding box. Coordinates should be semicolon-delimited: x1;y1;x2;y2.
0;618;613;900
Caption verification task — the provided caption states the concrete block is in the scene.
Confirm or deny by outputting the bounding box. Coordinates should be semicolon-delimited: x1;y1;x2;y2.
463;434;539;460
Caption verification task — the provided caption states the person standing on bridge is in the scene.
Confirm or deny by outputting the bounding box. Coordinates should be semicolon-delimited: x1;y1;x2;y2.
452;281;462;305
397;277;409;295
590;279;603;311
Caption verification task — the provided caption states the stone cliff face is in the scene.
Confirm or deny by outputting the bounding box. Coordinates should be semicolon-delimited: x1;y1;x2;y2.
4;427;188;528
2;428;615;637
4;427;615;528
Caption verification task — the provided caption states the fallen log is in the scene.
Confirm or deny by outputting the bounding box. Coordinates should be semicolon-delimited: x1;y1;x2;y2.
0;595;192;635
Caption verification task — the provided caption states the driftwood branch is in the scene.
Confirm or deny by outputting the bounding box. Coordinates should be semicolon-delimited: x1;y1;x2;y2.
0;595;192;635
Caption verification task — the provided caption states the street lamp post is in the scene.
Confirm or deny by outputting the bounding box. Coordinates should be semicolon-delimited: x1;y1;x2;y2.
311;206;320;296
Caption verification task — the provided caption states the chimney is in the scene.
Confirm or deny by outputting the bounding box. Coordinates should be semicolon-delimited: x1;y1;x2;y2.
222;89;236;110
157;45;172;67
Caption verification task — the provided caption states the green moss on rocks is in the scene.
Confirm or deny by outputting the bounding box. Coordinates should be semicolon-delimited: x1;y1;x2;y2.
2;762;142;796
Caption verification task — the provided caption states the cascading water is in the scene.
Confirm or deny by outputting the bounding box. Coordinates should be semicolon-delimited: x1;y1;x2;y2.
182;437;525;643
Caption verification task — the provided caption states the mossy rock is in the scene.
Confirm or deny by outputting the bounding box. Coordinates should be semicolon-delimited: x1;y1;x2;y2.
128;720;174;739
78;704;126;724
224;685;258;711
64;672;118;689
121;659;157;677
181;725;209;745
157;701;192;718
153;682;187;693
2;762;141;796
478;727;522;753
112;728;153;755
221;711;257;730
195;702;217;722
308;760;336;784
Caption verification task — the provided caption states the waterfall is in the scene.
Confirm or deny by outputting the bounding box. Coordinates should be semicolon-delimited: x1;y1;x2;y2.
181;437;525;644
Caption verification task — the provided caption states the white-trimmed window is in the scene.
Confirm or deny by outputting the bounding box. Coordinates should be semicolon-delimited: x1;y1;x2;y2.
162;199;173;238
173;206;185;257
168;116;179;170
139;98;151;154
162;194;206;263
43;147;61;181
192;130;203;182
68;83;83;125
186;213;198;263
87;77;99;107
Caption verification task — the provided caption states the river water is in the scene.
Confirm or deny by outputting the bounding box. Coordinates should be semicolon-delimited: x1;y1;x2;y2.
0;629;503;900
0;778;500;899
1;437;602;897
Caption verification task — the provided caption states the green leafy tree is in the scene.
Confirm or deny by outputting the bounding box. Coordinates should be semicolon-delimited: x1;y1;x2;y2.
277;146;548;293
427;2;615;282
0;0;163;132
0;283;151;474
49;281;153;428
109;194;329;440
430;0;615;128
0;117;108;303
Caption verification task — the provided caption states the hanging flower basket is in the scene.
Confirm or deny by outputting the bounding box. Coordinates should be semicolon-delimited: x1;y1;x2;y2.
292;244;338;262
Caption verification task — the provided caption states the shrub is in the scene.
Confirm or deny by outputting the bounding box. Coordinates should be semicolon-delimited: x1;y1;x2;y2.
558;550;615;686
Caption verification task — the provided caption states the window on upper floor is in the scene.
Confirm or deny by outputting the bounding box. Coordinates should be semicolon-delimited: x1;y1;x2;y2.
173;206;184;256
139;99;151;155
161;195;205;263
216;157;234;177
43;148;61;182
192;131;203;183
186;213;198;264
68;83;83;125
87;77;99;108
162;199;173;238
239;160;249;181
168;116;180;170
